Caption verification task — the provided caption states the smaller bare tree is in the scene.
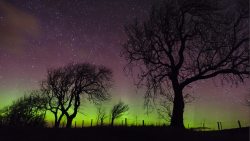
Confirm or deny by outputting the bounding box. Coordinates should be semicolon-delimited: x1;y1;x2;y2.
41;63;112;128
96;104;107;126
110;101;129;126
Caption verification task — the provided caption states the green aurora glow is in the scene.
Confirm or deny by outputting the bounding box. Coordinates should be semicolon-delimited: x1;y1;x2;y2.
1;84;249;129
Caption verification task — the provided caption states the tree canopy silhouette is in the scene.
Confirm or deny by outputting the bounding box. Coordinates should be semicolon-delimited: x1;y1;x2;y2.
41;63;112;128
122;0;249;128
110;101;129;126
0;91;47;127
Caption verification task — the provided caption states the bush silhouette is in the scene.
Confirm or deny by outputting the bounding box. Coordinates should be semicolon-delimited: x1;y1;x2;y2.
0;91;47;127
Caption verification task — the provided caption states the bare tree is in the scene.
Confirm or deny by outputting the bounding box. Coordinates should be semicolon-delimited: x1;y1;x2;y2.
122;0;249;128
42;63;112;128
96;104;107;126
110;101;129;126
0;91;47;127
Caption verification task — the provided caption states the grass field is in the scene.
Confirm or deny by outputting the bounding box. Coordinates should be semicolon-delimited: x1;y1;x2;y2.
0;126;249;141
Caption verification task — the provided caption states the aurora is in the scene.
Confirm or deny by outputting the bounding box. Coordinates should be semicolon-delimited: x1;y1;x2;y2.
0;0;249;130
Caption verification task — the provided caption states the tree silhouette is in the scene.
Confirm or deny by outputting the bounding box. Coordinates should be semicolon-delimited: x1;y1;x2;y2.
122;0;249;128
110;101;129;126
96;104;107;126
41;63;112;128
0;91;47;127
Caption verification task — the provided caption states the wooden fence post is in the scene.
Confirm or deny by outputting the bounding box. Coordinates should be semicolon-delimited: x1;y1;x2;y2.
220;122;222;130
82;120;84;128
217;122;220;130
238;120;241;128
125;118;127;126
91;119;93;127
135;116;138;126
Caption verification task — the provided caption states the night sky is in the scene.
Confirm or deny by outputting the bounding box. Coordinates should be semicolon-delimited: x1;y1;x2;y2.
0;0;249;128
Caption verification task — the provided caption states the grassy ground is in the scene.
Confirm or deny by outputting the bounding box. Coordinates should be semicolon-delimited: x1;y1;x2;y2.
0;126;249;141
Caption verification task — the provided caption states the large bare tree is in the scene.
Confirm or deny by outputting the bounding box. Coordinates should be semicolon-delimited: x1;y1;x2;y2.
122;0;249;128
42;63;112;128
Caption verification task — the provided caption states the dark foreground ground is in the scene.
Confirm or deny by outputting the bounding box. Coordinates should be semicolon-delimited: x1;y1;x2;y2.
0;126;249;141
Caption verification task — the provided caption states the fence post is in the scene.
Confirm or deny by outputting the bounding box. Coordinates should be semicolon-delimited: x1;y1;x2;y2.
125;118;127;126
142;120;144;126
238;120;241;128
217;122;220;130
135;116;138;126
91;119;93;127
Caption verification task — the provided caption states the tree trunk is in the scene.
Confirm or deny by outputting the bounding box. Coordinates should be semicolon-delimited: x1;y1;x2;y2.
54;112;64;128
111;118;114;126
53;114;60;128
170;88;185;129
54;120;60;128
101;119;104;126
66;117;73;128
